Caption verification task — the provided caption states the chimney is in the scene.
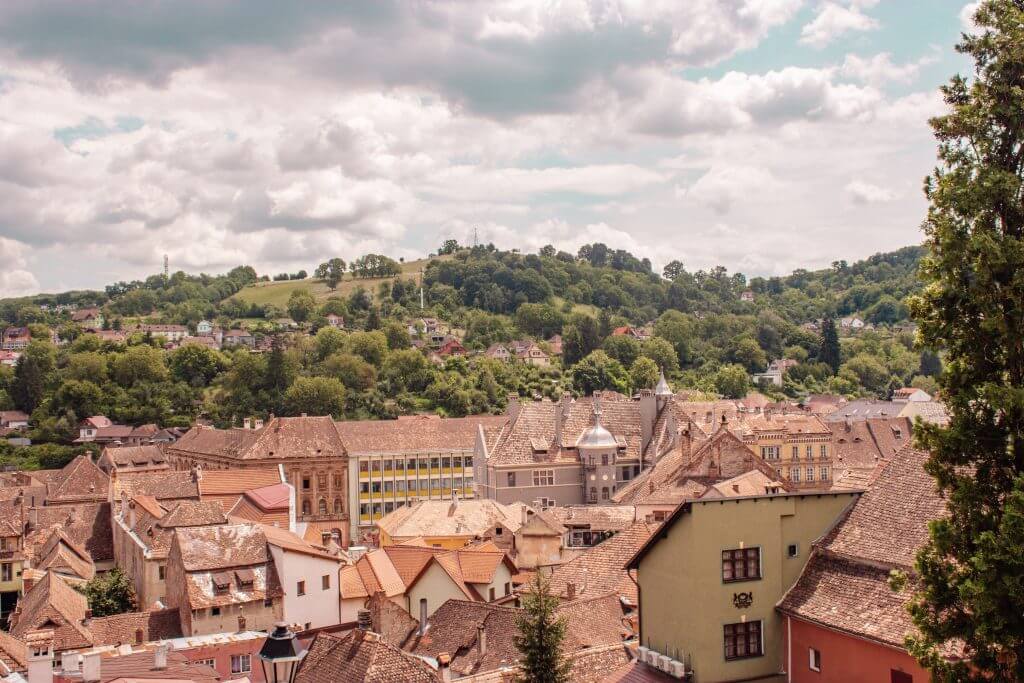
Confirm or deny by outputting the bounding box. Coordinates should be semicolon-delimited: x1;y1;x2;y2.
27;506;38;530
357;609;372;631
60;650;80;675
566;582;576;600
300;413;307;418
506;394;521;423
243;417;252;430
80;650;102;683
521;505;529;526
448;490;459;517
554;393;571;448
438;652;452;682
476;622;487;656
638;389;656;455
82;609;93;627
680;426;692;468
237;615;247;632
154;642;169;671
27;644;53;683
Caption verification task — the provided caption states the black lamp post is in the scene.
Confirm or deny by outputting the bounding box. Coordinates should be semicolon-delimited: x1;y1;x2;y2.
258;622;304;683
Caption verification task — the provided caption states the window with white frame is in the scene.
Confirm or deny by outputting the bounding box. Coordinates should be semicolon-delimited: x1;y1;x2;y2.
809;647;822;671
820;466;830;481
533;469;554;486
806;466;815;481
231;654;251;674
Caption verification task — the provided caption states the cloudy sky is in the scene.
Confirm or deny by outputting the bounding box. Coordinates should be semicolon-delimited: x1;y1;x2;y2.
0;1;977;296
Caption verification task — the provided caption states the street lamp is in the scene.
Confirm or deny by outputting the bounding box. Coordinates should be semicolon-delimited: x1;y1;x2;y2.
258;622;304;683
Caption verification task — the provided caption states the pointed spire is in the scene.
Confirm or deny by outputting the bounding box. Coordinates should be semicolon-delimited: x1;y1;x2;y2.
655;369;672;396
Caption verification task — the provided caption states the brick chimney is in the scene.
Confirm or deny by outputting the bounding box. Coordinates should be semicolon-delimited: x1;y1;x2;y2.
638;389;656;455
554;392;572;448
476;622;487;656
357;609;372;631
679;426;692;468
566;582;576;600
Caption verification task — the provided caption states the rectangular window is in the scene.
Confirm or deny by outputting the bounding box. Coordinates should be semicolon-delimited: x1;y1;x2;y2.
488;587;496;601
334;474;343;488
820;444;827;459
806;466;815;481
196;658;215;668
1;563;11;582
322;575;331;590
317;473;327;489
787;543;799;558
792;468;801;483
297;580;306;596
453;456;463;468
211;606;221;616
383;459;393;471
507;472;516;487
431;458;440;468
806;445;813;459
724;621;763;660
791;445;799;459
505;582;511;596
809;647;821;672
532;469;554;486
231;654;251;674
722;547;761;582
820;466;829;481
360;482;369;494
442;457;451;468
158;565;165;581
302;477;311;490
371;461;381;472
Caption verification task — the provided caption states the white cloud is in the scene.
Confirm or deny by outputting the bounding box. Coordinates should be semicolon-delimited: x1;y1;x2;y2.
841;52;936;86
959;2;981;31
681;166;782;214
845;179;899;204
0;238;41;297
801;1;879;48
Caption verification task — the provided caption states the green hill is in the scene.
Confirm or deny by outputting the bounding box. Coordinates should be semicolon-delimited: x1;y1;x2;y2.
230;256;440;308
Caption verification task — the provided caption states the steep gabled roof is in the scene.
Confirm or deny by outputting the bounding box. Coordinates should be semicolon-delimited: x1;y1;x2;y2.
11;572;92;650
296;630;438;683
548;522;656;603
45;455;109;502
171;417;345;461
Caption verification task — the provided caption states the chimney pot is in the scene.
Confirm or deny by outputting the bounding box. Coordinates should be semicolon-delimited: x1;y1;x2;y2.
154;642;169;671
357;609;372;631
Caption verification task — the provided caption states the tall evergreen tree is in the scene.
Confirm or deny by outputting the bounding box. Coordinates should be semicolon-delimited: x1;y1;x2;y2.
514;572;571;683
907;2;1024;679
12;341;54;413
818;318;841;374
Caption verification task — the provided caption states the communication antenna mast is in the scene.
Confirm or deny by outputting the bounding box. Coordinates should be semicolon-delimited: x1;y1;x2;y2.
420;268;425;309
163;254;169;280
473;227;479;248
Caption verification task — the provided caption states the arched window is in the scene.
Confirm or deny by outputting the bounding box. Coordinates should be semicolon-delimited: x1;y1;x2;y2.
318;499;327;516
601;454;608;466
333;499;343;514
301;499;311;516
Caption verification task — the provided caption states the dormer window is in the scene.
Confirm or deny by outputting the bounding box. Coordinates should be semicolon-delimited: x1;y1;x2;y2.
212;571;232;594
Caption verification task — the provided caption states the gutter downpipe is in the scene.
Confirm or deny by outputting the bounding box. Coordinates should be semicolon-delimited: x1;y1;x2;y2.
786;615;792;683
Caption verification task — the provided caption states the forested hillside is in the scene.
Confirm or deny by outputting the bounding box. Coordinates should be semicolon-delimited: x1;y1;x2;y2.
0;242;936;469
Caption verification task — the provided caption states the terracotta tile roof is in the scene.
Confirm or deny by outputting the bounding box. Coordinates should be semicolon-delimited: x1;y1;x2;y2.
381;545;436;586
171;416;345;461
451;548;508;584
116;470;199;501
87;608;183;647
548;505;637;532
377;499;524;540
487;393;656;467
778;553;918;650
404;594;628;678
158;501;227;528
90;650;219;683
128;500;228;560
296;630;438;683
131;495;164;519
736;412;831;436
822;446;943;568
174;523;269;572
45;455;110;502
33;502;114;563
0;629;27;674
778;447;952;653
0;498;24;538
197;467;283;495
547;522;656;604
10;572;93;651
701;469;785;499
31;528;96;580
257;522;339;561
898;400;950;426
241;482;290;509
336;414;507;453
101;445;167;469
602;660;678;682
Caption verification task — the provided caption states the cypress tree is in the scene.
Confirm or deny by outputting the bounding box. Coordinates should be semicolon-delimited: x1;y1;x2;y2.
907;1;1024;679
818;318;841;374
514;572;571;683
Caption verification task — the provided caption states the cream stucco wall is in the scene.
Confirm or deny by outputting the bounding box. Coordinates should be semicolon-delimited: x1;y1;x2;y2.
405;561;468;618
636;492;858;683
268;545;341;630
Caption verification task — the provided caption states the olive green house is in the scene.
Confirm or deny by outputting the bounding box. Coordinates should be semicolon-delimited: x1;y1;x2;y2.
626;490;860;682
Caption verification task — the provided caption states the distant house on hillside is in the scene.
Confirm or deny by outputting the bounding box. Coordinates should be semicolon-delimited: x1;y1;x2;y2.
71;307;104;328
222;329;255;348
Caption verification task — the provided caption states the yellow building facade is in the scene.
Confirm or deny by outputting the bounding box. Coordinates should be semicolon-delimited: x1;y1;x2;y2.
627;491;859;682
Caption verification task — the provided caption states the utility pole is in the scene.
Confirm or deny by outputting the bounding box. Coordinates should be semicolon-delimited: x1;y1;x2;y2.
420;268;425;309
